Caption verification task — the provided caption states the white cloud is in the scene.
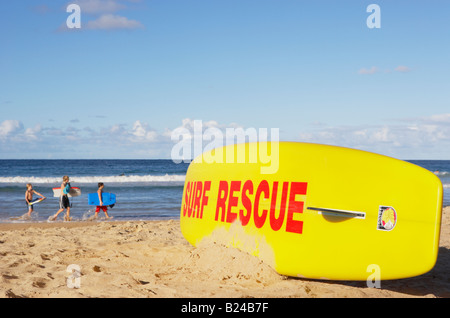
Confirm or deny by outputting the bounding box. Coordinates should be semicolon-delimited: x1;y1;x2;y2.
86;14;144;30
2;116;449;159
358;65;412;75
394;65;411;73
298;113;450;158
24;125;42;141
0;119;163;158
73;0;126;14
131;120;158;141
0;120;23;139
427;113;450;123
60;0;144;31
109;124;125;135
358;66;378;75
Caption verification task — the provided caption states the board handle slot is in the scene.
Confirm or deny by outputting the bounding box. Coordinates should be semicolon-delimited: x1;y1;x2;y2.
307;207;366;219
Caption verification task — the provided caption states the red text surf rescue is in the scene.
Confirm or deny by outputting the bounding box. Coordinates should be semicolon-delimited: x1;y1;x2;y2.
182;180;307;234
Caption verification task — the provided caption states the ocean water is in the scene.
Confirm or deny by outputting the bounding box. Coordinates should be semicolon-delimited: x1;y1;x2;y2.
408;160;450;206
0;159;449;223
0;160;189;223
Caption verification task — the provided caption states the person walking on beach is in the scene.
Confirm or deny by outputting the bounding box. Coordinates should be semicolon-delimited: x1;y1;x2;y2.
25;183;46;217
95;182;111;219
51;176;71;221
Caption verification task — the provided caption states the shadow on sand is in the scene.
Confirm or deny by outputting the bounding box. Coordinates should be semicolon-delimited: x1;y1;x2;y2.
292;247;450;298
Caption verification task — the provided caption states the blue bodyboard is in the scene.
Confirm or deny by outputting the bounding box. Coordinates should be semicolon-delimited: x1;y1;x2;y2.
88;192;116;206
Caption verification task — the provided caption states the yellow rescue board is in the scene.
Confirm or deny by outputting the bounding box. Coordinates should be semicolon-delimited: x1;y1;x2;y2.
180;142;443;280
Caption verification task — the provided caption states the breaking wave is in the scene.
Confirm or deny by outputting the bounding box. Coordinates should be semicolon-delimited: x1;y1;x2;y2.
0;174;186;185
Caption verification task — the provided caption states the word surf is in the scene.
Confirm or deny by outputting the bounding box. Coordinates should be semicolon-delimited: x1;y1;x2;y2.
182;180;308;234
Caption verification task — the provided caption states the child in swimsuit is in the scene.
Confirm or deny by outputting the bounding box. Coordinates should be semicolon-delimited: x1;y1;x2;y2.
25;183;46;217
95;182;111;219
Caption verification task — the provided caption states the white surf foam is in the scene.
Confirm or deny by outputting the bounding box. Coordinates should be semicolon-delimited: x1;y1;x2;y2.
0;174;186;185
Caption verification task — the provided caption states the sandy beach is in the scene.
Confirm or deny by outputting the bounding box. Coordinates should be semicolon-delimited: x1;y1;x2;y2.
0;207;449;299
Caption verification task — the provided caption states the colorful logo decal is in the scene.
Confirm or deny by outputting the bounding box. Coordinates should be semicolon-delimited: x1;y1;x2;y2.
377;206;397;231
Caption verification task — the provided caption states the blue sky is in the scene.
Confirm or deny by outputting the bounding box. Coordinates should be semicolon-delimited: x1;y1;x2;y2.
1;0;449;159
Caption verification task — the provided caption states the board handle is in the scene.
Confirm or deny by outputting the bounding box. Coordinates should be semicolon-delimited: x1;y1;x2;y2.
307;207;366;219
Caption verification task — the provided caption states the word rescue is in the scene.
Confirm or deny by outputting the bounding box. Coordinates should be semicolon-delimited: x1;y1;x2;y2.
182;180;308;234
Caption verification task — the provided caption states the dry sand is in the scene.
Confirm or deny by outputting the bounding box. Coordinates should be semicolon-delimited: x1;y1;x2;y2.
0;207;449;298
